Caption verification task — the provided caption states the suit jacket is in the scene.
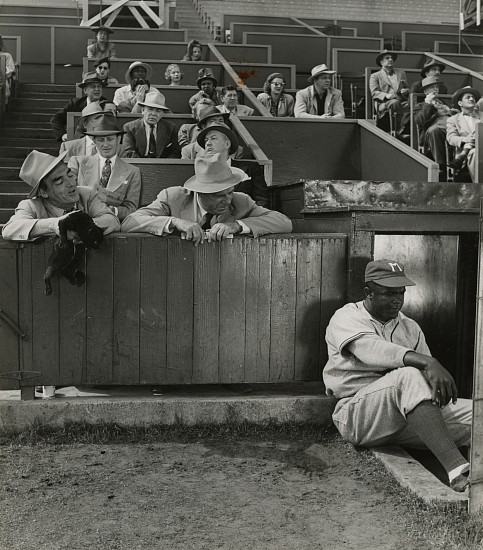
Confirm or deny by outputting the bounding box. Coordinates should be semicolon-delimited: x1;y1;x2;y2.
50;97;106;141
121;187;292;237
67;154;141;221
414;100;453;145
231;159;269;207
217;104;255;116
294;85;345;118
59;136;89;160
256;92;294;117
369;68;408;103
121;118;180;158
446;111;481;152
188;90;222;112
178;123;198;148
1;187;120;241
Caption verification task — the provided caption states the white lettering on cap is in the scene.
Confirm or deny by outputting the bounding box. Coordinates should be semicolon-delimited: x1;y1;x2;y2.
388;262;402;272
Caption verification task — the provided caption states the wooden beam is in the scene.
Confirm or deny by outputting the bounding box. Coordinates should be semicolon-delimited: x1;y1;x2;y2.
129;6;150;28
105;8;122;27
82;0;130;27
470;197;483;514
139;0;163;27
476;122;482;184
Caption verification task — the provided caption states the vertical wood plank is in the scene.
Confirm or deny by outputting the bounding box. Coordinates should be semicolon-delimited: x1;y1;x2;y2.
319;237;348;372
269;237;296;382
0;245;19;390
112;237;140;384
18;244;34;387
219;238;247;383
86;237;113;384
192;241;220;383
245;238;273;382
31;241;59;386
58;251;86;386
295;238;322;381
166;238;194;384
139;237;168;384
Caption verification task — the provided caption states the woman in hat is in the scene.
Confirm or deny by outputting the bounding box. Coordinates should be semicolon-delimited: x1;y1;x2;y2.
87;26;116;60
256;73;294;117
94;57;119;86
182;40;202;62
165;63;183;86
68;114;141;221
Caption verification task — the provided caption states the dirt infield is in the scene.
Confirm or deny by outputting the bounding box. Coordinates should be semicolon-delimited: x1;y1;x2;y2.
0;425;477;550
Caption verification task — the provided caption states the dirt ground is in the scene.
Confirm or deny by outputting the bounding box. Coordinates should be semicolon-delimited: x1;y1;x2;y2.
0;427;467;550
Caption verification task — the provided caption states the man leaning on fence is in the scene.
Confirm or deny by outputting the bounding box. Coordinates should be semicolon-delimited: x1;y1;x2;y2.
323;259;472;493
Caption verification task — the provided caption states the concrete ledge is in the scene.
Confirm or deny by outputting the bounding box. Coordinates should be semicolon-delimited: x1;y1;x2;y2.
372;445;468;506
0;386;337;433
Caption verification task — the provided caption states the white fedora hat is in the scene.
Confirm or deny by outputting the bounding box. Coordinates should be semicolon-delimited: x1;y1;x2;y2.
20;150;68;199
138;90;170;110
184;153;243;194
308;63;335;82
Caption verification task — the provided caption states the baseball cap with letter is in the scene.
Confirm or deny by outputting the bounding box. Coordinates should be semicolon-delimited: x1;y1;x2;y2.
365;259;415;287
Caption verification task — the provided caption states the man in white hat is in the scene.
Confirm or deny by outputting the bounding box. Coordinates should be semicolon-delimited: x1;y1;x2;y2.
414;76;456;179
59;102;107;160
122;90;180;158
195;122;269;207
2;150;120;241
113;61;157;113
369;50;409;135
446;86;482;180
68;114;141;221
50;72;106;142
294;63;344;119
121;154;291;244
324;259;472;493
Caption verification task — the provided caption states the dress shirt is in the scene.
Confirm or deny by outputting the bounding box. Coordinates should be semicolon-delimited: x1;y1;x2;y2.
86;136;97;155
385;72;398;95
144;122;156;157
463;114;477;134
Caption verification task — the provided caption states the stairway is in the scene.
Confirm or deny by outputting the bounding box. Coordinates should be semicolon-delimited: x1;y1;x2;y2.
174;0;214;42
0;83;75;224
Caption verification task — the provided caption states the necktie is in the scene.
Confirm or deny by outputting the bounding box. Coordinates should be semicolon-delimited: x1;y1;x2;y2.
201;213;214;230
100;159;111;188
148;125;156;158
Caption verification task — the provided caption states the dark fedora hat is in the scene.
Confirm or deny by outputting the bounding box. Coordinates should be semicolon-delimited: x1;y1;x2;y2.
196;106;230;128
196;122;239;155
452;86;481;108
84;114;124;136
91;26;114;35
196;67;217;88
376;50;398;67
78;71;103;88
420;58;446;78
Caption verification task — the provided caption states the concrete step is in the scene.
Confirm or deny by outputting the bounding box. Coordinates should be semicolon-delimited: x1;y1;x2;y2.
0;181;30;193
0;208;14;224
9;98;68;110
0;127;56;139
6;112;53;122
0;193;28;208
0;167;22;180
0;145;59;157
20;83;76;94
16;91;73;101
4;120;52;128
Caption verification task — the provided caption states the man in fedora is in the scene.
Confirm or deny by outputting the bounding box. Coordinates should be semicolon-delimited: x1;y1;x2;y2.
122;90;180;158
294;63;345;118
121;154;291;244
324;259;471;493
410;58;448;103
50;71;106;142
217;85;255;116
68;114;141;221
446;86;482;180
188;67;222;113
2;150;120;241
87;26;116;60
369;50;409;135
195;122;270;207
59;102;107;160
113;61;157;113
414;75;456;179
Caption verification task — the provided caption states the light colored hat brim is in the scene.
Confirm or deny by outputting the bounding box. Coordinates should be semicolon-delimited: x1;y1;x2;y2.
184;171;243;193
125;63;153;84
27;151;68;199
137;100;169;110
307;69;335;82
84;129;125;136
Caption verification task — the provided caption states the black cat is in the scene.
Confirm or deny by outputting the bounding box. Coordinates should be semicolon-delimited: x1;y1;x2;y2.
44;210;104;295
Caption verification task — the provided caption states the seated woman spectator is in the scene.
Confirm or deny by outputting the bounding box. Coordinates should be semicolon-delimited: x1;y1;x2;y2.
182;40;202;61
165;63;183;86
94;57;119;86
257;73;294;117
87;26;117;60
